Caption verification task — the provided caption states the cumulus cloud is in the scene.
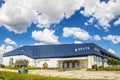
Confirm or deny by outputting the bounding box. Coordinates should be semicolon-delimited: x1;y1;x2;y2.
0;0;81;33
32;28;59;44
74;40;82;44
0;44;13;64
63;27;91;40
93;35;101;41
32;42;47;45
84;22;89;26
88;18;94;24
108;48;116;54
94;24;100;29
80;0;120;30
103;35;120;44
114;18;120;26
0;0;119;33
0;0;36;33
5;38;17;45
0;45;13;54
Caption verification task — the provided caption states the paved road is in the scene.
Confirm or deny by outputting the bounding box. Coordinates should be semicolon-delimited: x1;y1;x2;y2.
0;68;120;80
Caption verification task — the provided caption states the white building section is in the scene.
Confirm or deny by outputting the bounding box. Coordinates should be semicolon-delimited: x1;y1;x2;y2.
3;55;108;68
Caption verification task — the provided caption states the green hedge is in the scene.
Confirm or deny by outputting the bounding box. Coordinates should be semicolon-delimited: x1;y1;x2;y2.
0;71;78;80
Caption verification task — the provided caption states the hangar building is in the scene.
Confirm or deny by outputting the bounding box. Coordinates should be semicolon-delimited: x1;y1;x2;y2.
3;43;120;68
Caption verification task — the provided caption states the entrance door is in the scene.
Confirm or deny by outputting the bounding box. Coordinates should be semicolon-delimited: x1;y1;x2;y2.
62;61;79;69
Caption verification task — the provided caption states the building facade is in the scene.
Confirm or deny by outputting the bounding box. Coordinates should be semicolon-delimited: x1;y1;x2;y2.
3;43;120;68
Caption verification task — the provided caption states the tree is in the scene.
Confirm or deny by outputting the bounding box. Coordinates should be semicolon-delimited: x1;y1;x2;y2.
15;59;29;67
107;58;120;66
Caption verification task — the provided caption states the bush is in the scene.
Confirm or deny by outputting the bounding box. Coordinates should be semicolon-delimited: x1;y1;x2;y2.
92;64;97;70
15;59;29;67
0;64;5;68
107;58;120;65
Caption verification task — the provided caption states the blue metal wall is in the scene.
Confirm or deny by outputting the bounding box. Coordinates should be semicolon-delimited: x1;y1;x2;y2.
3;43;120;60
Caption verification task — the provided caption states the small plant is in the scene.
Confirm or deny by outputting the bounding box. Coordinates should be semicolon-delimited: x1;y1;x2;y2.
92;64;97;70
0;64;5;68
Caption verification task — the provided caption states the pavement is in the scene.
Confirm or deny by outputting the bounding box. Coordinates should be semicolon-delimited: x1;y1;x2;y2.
0;68;120;80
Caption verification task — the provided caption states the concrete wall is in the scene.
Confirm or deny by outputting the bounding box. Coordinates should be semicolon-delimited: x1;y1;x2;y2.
35;58;58;68
3;55;35;66
88;55;108;68
3;55;108;68
88;56;94;68
0;54;3;64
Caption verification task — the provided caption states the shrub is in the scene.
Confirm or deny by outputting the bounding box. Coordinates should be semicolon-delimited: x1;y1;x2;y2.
15;59;29;67
92;64;97;70
0;64;5;68
107;58;120;66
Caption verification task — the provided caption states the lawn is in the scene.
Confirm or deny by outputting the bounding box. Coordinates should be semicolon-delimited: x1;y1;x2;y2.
3;66;37;70
0;71;79;80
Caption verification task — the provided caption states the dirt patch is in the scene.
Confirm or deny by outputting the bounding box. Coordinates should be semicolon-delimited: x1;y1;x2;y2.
0;68;120;79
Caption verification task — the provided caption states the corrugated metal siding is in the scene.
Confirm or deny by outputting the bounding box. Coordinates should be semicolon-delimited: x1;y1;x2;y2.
3;43;120;59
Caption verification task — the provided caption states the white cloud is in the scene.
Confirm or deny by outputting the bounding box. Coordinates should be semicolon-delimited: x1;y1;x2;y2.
32;42;47;45
0;0;82;33
0;0;36;33
80;0;120;30
103;35;120;44
5;38;17;45
32;28;59;44
63;27;91;40
74;40;82;44
6;46;14;52
0;44;13;64
84;22;89;26
114;18;120;26
94;24;100;29
108;48;116;54
88;18;94;24
84;18;95;26
93;35;101;40
0;0;120;33
0;45;13;54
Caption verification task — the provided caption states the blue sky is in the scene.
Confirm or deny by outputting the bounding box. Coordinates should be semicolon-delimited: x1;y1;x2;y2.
0;0;120;58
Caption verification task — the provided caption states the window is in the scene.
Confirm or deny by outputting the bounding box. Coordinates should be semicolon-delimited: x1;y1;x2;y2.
9;58;14;66
94;48;100;53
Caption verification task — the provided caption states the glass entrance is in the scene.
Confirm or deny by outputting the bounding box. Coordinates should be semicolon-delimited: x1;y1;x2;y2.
62;60;79;69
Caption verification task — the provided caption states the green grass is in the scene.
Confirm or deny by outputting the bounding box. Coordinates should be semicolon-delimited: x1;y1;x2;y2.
0;71;79;80
4;66;37;70
0;71;107;80
87;66;120;71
